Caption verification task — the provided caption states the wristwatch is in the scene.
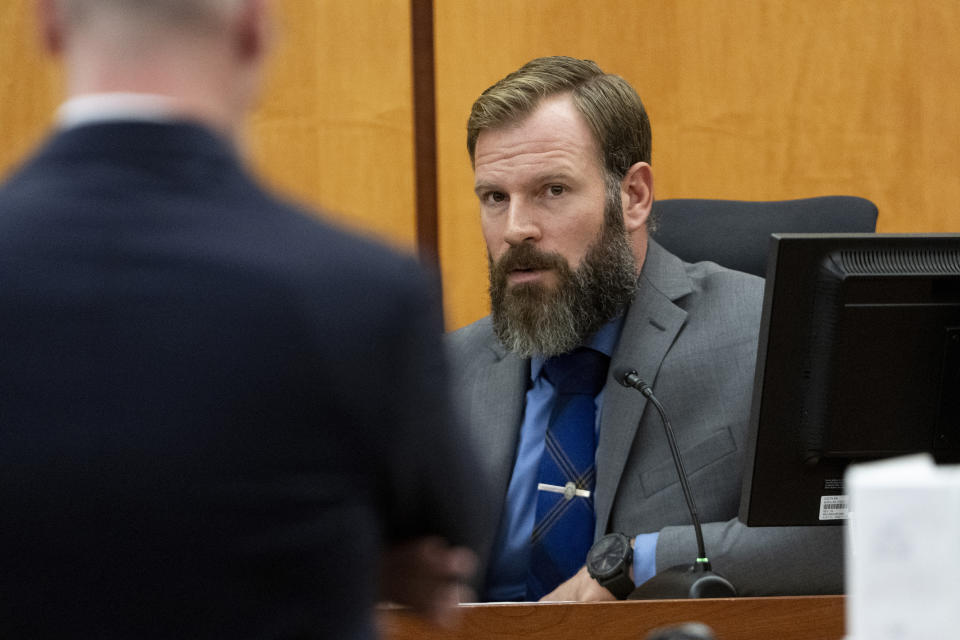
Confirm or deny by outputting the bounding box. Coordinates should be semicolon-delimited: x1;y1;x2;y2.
586;532;635;599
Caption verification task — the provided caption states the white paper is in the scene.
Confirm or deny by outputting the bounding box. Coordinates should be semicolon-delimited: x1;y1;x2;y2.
845;454;960;640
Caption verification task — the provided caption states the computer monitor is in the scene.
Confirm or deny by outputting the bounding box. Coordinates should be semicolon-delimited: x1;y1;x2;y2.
739;233;960;526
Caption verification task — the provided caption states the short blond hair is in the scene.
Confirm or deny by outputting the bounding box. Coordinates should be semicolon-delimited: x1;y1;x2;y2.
467;56;652;184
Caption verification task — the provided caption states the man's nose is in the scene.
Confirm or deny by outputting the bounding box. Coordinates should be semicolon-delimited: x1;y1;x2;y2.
502;201;541;246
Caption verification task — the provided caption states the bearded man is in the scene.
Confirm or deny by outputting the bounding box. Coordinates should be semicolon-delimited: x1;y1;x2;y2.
447;56;844;603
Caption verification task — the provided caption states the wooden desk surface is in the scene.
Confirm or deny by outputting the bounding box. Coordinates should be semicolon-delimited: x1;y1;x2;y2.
379;595;845;640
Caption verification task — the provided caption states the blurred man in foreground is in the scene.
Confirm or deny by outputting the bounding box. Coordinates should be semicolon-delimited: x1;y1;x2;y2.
0;1;480;637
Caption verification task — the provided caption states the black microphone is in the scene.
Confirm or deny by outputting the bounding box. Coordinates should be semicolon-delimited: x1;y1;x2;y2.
619;370;736;599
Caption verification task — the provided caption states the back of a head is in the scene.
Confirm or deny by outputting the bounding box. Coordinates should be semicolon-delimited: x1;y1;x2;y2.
55;0;243;31
47;0;268;134
466;55;653;183
645;622;717;640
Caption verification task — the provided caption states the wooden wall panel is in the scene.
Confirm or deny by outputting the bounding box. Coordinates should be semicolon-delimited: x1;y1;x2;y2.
248;0;416;250
6;1;960;330
0;3;62;182
0;0;417;251
435;0;960;330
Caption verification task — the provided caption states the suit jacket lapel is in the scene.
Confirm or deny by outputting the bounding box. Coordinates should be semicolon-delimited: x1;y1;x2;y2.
594;240;693;535
467;341;529;560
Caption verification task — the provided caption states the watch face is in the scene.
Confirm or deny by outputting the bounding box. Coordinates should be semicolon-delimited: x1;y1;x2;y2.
588;534;628;577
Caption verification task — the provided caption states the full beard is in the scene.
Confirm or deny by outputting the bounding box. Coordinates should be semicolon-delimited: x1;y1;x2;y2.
488;201;638;358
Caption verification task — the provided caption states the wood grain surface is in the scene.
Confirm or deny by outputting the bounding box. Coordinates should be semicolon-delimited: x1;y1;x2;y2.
379;595;845;640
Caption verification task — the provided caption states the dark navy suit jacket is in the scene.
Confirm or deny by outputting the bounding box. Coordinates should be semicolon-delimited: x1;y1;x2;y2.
0;121;479;638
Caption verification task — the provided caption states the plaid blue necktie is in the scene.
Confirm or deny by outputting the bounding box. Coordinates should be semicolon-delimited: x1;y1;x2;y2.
526;347;609;600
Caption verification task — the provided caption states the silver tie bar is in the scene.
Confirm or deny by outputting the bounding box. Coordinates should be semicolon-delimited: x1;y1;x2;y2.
538;481;591;500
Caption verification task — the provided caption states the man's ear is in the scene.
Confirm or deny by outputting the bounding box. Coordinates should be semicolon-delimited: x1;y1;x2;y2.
232;0;273;63
620;162;654;233
36;0;65;55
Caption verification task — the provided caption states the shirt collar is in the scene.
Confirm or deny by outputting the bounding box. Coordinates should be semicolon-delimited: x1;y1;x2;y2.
56;92;183;129
529;313;626;382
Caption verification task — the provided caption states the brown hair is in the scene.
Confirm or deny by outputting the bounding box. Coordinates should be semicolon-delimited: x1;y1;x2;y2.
466;56;652;184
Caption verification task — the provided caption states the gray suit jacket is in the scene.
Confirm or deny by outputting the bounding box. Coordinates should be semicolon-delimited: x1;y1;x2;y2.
447;239;843;598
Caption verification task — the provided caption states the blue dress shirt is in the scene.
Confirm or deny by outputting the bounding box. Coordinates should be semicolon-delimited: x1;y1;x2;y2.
483;317;658;601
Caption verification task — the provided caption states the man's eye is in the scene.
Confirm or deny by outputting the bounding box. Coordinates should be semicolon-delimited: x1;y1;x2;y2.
485;192;507;204
547;185;565;196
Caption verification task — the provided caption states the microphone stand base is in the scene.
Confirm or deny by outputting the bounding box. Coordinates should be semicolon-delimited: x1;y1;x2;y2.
627;564;737;600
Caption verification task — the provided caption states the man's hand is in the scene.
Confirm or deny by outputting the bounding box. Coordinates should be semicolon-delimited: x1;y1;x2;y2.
380;536;478;627
539;565;618;602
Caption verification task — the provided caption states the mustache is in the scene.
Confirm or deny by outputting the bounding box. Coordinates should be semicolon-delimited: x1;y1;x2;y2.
491;243;569;277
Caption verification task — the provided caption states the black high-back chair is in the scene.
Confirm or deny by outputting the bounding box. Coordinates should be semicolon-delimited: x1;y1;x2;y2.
651;196;879;277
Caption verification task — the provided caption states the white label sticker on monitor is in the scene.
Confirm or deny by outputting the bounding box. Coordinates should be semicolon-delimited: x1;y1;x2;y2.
819;495;849;520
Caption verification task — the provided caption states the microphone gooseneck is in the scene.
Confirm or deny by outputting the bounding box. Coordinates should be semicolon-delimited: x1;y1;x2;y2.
619;370;737;599
619;371;708;567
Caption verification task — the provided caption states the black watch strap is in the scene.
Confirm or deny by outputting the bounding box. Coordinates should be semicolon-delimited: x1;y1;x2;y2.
598;569;636;600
